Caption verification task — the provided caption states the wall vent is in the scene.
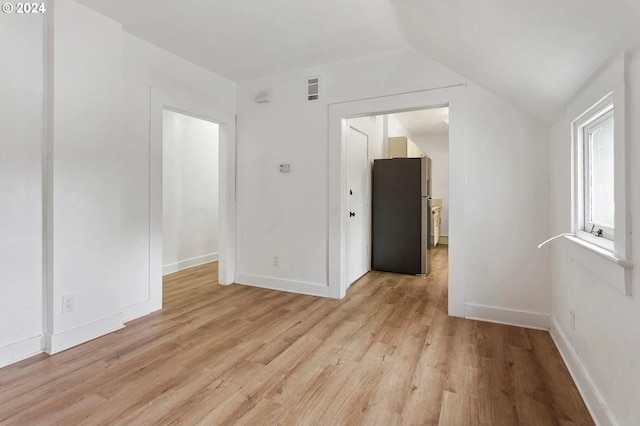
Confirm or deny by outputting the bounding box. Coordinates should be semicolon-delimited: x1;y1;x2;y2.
306;77;319;102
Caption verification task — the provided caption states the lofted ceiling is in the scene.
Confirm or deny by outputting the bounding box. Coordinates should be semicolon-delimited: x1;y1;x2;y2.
75;0;640;122
72;0;408;82
391;0;640;121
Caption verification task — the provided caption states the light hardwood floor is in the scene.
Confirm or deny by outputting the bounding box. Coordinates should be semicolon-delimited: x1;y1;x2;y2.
0;246;593;425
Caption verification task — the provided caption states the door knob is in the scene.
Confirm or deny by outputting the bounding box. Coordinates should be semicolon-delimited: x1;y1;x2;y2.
350;212;355;217
349;190;353;195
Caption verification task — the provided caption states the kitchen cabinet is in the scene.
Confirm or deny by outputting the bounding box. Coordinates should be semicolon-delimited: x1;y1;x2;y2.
431;199;442;246
388;136;424;158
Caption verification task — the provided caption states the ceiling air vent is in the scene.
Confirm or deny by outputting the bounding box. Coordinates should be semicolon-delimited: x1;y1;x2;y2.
306;77;319;102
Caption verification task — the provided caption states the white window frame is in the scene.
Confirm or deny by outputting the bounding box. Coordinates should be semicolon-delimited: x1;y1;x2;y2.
571;80;632;267
566;54;632;297
581;106;614;241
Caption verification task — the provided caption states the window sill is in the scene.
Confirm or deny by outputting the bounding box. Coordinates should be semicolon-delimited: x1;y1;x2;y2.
563;235;633;296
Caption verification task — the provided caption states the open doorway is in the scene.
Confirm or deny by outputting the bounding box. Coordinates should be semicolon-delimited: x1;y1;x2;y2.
142;88;236;320
328;86;466;317
162;110;220;276
343;108;450;292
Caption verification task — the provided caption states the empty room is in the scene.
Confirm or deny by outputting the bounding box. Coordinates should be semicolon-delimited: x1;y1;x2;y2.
1;0;639;424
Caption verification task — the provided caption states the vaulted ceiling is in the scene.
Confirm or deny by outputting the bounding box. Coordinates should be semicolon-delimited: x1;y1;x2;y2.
76;0;640;122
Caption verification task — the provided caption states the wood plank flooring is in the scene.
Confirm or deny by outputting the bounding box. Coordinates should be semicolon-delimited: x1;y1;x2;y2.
0;246;593;425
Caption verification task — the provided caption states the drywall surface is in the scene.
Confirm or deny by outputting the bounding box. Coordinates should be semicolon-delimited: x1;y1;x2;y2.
48;0;125;350
549;51;640;426
414;134;449;236
0;13;44;365
35;0;236;354
236;47;551;317
120;32;235;316
387;115;416;141
162;110;219;274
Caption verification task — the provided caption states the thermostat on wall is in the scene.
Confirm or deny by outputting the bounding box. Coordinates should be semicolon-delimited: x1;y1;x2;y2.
279;163;291;173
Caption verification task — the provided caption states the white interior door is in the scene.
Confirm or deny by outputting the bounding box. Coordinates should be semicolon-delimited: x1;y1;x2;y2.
346;126;369;286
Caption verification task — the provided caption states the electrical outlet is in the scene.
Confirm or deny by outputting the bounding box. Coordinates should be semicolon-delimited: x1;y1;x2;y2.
62;295;75;313
570;310;576;331
273;255;279;267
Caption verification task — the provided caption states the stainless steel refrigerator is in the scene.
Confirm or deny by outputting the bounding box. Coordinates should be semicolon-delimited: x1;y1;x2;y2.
371;157;431;275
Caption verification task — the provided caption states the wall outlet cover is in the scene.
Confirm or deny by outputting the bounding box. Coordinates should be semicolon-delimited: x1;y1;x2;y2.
62;295;75;313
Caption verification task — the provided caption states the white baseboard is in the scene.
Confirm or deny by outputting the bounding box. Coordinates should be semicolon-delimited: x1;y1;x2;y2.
235;273;335;298
464;303;550;330
163;253;218;275
0;335;44;368
550;318;614;426
434;235;449;245
45;312;124;355
121;298;162;323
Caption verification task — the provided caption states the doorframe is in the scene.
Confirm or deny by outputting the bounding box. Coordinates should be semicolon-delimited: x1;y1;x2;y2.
328;85;467;318
141;88;236;319
345;124;371;286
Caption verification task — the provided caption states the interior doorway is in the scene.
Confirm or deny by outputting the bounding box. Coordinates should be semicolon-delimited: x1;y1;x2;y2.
162;110;220;276
143;88;236;319
342;108;450;291
328;86;466;317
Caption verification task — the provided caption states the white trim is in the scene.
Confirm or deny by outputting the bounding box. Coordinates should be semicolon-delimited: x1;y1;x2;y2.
42;0;55;354
573;93;614;241
0;336;44;368
550;318;615;426
563;236;632;296
121;299;158;323
328;85;467;316
45;312;124;355
464;303;550;330
570;54;631;263
163;253;218;275
236;273;334;298
144;88;237;317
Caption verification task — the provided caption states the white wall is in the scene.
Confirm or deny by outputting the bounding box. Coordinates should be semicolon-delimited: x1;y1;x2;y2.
120;32;235;319
1;0;236;363
236;47;551;323
162;110;219;275
46;0;125;352
0;13;44;366
413;134;450;236
387;114;416;141
549;51;640;426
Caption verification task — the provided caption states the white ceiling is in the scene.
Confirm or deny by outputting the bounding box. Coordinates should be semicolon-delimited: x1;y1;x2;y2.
73;0;408;81
75;0;640;122
392;108;449;137
391;0;640;121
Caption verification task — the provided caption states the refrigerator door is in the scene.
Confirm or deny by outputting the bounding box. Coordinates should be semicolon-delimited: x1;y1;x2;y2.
372;158;423;275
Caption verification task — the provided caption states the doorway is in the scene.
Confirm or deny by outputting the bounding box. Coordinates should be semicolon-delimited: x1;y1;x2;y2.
343;109;450;290
328;86;466;317
162;110;220;276
144;88;236;318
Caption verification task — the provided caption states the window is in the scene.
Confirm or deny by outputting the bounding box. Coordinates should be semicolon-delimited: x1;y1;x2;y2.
583;108;614;240
567;56;632;296
573;93;615;249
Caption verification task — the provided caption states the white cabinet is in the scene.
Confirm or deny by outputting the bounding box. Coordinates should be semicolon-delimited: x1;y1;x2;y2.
388;136;424;158
431;199;442;246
